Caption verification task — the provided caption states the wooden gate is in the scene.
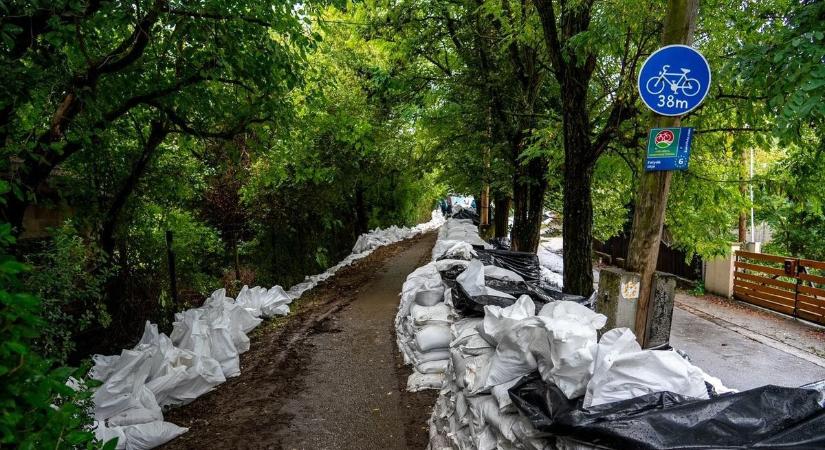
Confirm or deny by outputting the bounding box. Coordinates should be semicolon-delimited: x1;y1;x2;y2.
733;251;825;325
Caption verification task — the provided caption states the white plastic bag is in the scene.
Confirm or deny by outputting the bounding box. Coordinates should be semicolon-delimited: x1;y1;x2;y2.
415;324;452;352
92;349;161;425
408;370;446;391
411;303;453;326
93;420;188;450
584;328;709;407
479;295;536;345
537;301;607;399
483;265;525;282
458;259;516;301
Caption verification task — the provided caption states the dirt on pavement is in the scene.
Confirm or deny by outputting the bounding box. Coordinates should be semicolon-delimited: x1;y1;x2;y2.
162;232;438;450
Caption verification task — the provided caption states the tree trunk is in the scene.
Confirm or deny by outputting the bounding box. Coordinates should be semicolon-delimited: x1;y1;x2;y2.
493;193;511;238
354;183;368;235
480;184;490;226
625;0;699;346
100;121;169;255
738;145;748;242
511;156;548;252
562;150;596;296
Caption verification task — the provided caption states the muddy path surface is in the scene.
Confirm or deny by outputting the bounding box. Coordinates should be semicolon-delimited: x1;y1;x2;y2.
162;232;438;450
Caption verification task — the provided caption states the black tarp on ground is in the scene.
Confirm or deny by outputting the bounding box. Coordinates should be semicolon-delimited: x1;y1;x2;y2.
475;248;542;282
439;248;586;316
451;208;480;224
487;237;511;250
509;372;825;450
450;277;586;316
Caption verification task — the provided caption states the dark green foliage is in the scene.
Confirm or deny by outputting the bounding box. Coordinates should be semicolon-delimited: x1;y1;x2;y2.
0;215;102;449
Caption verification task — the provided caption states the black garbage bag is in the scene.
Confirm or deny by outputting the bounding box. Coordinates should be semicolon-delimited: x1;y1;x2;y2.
451;281;522;316
488;237;512;250
452;208;480;224
476;249;542;282
509;372;825;450
451;278;587;317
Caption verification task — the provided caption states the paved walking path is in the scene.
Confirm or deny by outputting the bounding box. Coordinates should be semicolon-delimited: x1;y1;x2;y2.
671;293;825;391
274;233;436;450
162;234;436;450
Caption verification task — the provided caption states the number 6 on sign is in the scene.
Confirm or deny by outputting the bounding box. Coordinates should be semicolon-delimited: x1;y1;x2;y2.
638;45;710;116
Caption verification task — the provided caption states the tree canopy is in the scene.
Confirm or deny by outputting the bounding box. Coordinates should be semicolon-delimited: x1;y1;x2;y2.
1;0;824;446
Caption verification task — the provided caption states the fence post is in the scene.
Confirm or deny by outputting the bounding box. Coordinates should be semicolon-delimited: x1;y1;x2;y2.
793;258;802;318
166;230;179;305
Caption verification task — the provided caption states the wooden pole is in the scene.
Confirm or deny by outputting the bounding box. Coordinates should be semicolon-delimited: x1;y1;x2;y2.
625;0;699;347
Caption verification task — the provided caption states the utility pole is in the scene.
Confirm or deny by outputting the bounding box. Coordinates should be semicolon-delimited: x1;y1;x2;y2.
625;0;700;346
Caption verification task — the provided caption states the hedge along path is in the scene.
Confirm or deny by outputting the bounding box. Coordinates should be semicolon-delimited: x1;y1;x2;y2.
162;232;437;450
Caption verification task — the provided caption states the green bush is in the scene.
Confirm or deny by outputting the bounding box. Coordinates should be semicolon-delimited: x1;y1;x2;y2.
23;222;112;364
0;221;102;449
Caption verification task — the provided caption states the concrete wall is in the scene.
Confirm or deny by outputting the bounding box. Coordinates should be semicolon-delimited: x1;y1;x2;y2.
704;244;741;298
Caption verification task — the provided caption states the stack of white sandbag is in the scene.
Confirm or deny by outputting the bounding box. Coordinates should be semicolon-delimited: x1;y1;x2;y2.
396;218;494;392
89;212;446;449
90;287;280;449
427;295;724;449
289;210;445;299
353;210;446;254
396;262;454;391
432;219;492;260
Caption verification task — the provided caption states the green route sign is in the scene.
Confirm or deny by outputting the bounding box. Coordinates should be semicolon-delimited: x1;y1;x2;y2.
645;127;693;171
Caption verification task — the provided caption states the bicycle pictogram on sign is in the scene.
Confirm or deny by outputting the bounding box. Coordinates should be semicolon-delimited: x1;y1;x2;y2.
637;45;710;116
645;65;701;97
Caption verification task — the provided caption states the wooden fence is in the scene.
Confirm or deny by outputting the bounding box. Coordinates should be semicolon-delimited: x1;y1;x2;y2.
733;251;825;325
593;234;702;281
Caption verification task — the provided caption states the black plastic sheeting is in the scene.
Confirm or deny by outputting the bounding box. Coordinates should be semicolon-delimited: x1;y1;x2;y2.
450;277;587;317
451;208;480;224
475;248;542;282
509;372;825;450
487;237;512;250
439;248;587;316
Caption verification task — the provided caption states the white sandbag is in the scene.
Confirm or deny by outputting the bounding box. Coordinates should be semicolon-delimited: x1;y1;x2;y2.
408;370;446;392
537;301;607;399
479;295;535;345
414;349;452;363
205;289;261;336
172;309;240;378
415;324;452;352
235;285;292;318
93;421;127;448
89;354;121;382
480;317;546;391
417;359;450;374
458;259;516;301
92;349;161;425
434;258;469;272
459;334;495;356
415;287;445;307
483;265;524;282
457;259;486;296
451;318;483;340
584;328;709;408
411;303;453;326
491;377;520;411
462;353;493;393
443;242;478;260
451;320;494;357
136;322;225;407
96;420;188;450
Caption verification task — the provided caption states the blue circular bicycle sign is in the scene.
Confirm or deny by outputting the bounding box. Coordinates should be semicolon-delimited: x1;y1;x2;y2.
637;45;711;116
